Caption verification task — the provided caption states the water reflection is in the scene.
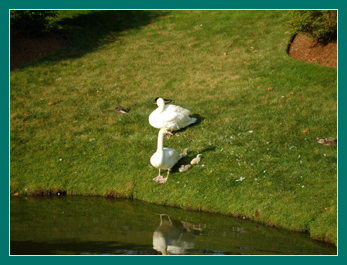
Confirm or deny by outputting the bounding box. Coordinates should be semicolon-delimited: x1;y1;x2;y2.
10;196;337;255
153;214;202;255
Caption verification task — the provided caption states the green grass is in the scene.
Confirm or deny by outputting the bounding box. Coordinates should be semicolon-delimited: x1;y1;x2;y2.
10;10;337;246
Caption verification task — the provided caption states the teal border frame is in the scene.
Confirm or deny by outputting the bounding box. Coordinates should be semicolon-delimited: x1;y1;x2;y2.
5;1;344;263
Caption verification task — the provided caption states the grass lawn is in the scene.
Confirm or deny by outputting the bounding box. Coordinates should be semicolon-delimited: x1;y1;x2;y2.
10;10;337;246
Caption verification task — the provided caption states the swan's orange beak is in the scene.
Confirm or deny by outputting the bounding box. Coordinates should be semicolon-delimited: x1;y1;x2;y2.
167;129;173;136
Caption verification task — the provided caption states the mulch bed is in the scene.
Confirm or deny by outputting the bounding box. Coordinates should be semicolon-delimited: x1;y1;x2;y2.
287;33;337;67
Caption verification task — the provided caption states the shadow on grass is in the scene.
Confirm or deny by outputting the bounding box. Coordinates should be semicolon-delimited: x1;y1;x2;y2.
171;145;216;173
32;10;169;65
190;113;205;128
166;114;210;173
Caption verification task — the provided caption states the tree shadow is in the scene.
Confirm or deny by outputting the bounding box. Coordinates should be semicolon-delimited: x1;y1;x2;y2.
23;10;169;66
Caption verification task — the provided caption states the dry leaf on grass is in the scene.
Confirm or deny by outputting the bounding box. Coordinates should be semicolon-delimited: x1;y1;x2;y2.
290;91;294;95
48;101;55;106
267;87;273;91
301;128;309;135
316;137;337;146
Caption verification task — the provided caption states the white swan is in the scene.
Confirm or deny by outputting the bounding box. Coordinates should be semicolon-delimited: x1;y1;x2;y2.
153;214;200;255
149;98;197;131
151;127;186;183
152;214;181;255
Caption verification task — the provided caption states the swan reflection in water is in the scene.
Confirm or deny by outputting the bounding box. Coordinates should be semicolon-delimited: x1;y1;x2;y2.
153;214;203;255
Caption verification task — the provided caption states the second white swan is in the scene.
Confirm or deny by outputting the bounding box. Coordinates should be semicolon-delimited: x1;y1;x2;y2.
149;98;197;131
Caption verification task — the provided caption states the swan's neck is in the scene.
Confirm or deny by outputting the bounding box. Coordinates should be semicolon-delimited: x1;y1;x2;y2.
157;130;165;152
157;100;165;113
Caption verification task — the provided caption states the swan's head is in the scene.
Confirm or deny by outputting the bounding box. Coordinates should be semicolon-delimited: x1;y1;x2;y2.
152;97;173;105
156;98;165;107
152;97;160;104
160;127;173;136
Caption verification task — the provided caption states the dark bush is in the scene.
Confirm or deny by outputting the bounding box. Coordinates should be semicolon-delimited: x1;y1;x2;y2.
287;10;337;44
10;10;58;36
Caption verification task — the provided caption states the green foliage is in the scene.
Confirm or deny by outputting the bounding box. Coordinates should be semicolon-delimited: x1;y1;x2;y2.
287;10;337;44
10;10;58;36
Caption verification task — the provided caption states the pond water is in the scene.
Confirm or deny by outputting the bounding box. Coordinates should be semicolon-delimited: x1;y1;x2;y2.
10;196;336;255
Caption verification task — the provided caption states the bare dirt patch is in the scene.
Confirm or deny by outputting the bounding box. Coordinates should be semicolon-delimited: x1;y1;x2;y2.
10;30;68;71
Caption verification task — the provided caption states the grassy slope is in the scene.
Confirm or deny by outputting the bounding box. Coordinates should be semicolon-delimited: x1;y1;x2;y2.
10;10;337;245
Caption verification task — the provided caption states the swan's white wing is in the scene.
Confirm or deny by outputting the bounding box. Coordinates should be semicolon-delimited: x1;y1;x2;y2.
162;148;181;169
162;111;187;123
164;104;191;116
149;105;196;130
164;112;196;131
149;111;181;129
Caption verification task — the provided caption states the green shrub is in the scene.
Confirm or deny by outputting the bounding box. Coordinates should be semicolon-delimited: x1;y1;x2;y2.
287;10;337;44
10;10;58;36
